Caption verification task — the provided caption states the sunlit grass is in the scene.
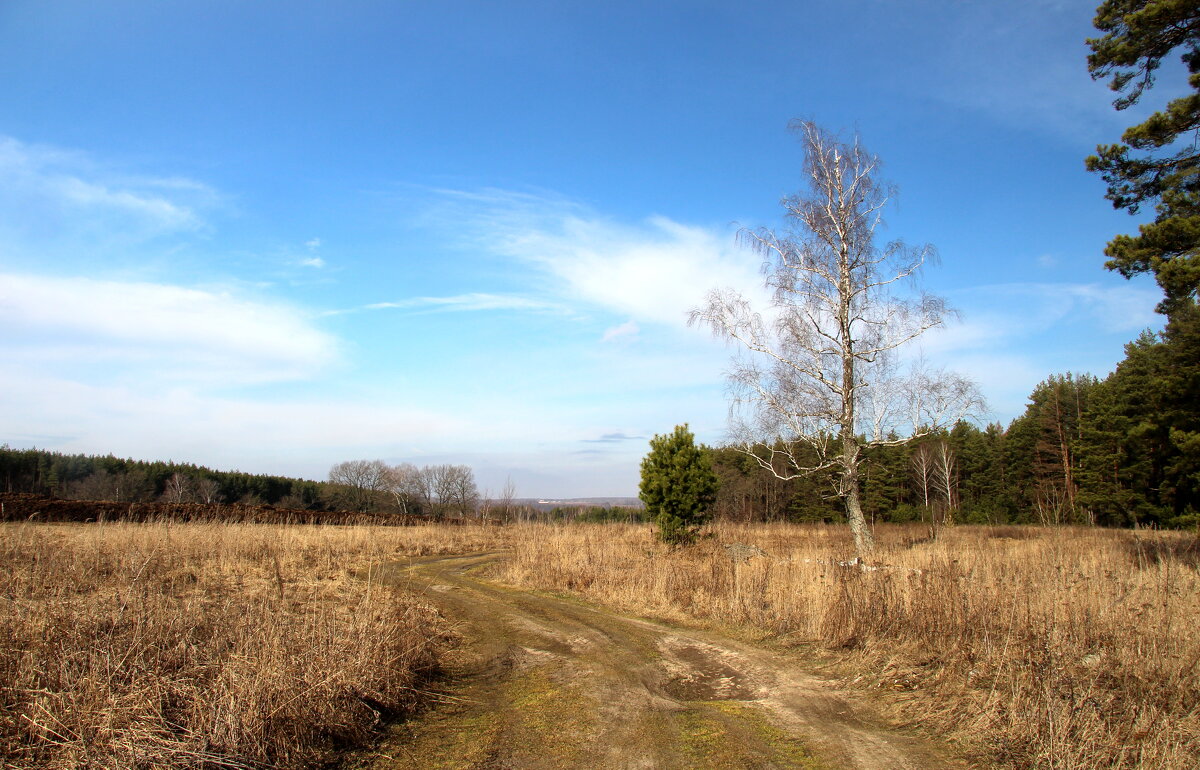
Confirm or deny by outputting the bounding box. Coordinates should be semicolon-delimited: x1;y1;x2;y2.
0;520;511;769
500;521;1200;768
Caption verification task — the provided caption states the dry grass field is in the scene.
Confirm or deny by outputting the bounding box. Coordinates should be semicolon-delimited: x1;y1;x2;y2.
0;520;511;769
500;522;1200;769
4;517;1196;769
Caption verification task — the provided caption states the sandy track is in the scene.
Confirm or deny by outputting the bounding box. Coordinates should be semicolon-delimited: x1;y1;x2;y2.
353;553;966;770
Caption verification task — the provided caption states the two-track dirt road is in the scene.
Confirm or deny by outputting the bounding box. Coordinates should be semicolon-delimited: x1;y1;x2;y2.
352;553;967;770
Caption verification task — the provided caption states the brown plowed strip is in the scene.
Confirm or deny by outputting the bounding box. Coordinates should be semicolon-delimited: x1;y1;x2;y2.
350;553;967;770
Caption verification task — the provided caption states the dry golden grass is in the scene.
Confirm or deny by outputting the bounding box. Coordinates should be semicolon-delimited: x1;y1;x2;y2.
500;522;1200;769
0;521;512;769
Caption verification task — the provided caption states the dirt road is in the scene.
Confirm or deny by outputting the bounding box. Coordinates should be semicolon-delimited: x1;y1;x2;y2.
355;553;966;770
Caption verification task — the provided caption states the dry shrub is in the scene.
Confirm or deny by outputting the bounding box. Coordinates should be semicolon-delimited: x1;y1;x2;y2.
0;521;512;769
500;522;1200;769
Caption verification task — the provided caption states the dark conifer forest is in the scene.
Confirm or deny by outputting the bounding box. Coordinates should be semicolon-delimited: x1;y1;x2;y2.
709;303;1199;528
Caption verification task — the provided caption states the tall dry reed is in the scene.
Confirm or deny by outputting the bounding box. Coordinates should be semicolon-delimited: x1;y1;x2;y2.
0;521;510;769
500;522;1200;769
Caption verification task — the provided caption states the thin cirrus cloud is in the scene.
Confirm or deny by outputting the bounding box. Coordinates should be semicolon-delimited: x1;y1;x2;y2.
0;135;214;242
326;292;565;316
423;187;1167;429
914;279;1162;420
421;187;770;329
52;176;198;231
1051;283;1162;333
916;278;1160;426
601;320;639;343
926;281;1162;352
921;2;1126;144
431;187;1164;350
0;272;339;383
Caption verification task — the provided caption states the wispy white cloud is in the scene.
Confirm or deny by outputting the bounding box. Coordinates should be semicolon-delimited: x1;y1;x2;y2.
0;135;214;240
53;176;198;230
987;281;1157;334
419;187;769;328
331;292;563;315
1059;283;1161;333
515;215;764;327
915;279;1162;420
601;320;639;343
917;2;1129;143
921;281;1160;356
298;237;325;267
419;187;1165;432
0;273;338;384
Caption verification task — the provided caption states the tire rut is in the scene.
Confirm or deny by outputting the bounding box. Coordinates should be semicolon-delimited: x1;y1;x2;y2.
351;552;966;770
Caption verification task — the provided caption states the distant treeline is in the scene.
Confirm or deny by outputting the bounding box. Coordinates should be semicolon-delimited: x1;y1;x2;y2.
543;505;646;524
3;308;1193;529
0;492;423;526
711;305;1199;529
0;448;329;510
0;448;639;524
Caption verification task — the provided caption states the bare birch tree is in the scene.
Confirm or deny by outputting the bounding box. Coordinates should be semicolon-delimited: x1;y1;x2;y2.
195;477;222;505
912;438;957;536
691;121;981;555
162;472;193;504
931;439;958;527
910;442;935;511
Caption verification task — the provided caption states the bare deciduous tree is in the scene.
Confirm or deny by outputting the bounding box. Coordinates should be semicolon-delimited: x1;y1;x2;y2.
498;476;517;524
403;464;481;520
65;469;115;502
411;465;437;516
910;442;935;511
162;472;192;504
911;438;957;536
385;462;422;516
429;464;455;519
328;459;391;512
195;477;222;505
439;464;479;519
931;439;958;527
692;121;981;555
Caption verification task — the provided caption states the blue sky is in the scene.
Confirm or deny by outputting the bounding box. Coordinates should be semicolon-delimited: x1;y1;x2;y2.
0;1;1176;497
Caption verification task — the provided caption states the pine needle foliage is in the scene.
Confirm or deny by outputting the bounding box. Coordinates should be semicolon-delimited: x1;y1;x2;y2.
639;425;719;545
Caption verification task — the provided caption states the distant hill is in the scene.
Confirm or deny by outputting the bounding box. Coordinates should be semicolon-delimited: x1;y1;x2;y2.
515;497;643;511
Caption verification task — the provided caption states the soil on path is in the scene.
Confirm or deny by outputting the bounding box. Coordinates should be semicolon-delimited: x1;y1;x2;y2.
352;553;967;770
